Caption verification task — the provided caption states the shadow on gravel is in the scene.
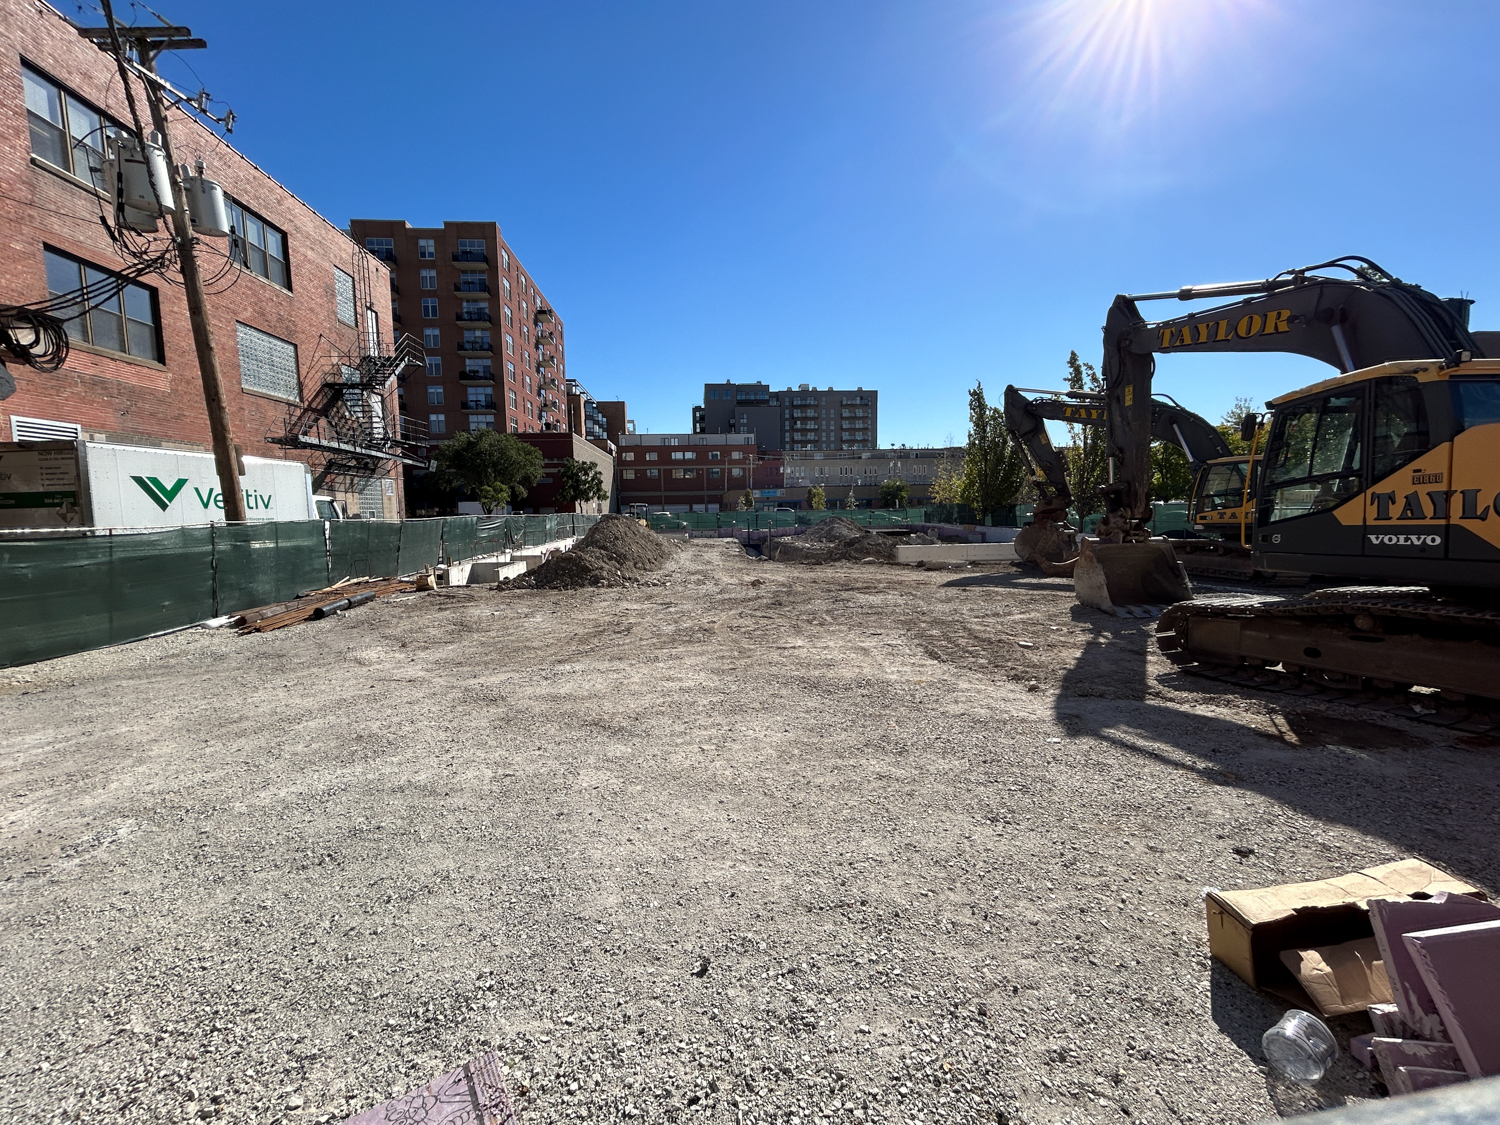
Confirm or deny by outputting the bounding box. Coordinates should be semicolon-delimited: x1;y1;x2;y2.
940;570;1075;590
1053;606;1500;891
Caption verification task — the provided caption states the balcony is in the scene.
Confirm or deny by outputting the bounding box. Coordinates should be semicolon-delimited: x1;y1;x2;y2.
453;250;488;263
456;340;493;355
460;369;495;383
454;281;490;294
464;399;497;411
456;311;492;325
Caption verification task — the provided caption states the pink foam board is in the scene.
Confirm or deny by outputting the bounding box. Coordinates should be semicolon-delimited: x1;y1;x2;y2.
1403;920;1500;1079
1369;894;1500;1042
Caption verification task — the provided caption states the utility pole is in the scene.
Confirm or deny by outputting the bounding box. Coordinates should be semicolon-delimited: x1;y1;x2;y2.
81;9;247;522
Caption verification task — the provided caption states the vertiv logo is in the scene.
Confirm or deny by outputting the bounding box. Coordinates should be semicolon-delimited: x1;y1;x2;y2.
130;475;189;511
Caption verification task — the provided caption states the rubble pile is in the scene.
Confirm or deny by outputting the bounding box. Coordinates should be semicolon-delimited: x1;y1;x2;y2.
763;516;934;565
504;514;677;590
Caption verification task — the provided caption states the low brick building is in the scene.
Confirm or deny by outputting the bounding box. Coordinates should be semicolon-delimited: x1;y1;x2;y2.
0;0;416;517
515;432;614;515
616;433;755;513
772;447;962;509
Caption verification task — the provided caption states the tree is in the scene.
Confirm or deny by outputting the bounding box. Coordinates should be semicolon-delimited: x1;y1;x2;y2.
1062;350;1109;518
879;478;909;509
556;458;608;511
738;489;755;510
1150;443;1195;501
929;449;965;506
958;382;1027;521
1217;396;1258;456
431;429;543;514
807;485;827;510
844;488;858;510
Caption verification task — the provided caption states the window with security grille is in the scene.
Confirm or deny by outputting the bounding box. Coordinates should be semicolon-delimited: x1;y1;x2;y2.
236;322;299;400
334;268;356;325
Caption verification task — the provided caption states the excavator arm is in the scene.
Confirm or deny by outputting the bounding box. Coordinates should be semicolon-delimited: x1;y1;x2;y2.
1099;257;1481;536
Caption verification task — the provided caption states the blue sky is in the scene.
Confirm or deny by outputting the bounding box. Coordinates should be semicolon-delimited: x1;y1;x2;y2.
131;0;1500;445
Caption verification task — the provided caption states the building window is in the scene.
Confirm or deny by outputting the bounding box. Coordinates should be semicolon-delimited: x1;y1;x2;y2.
709;468;721;479
459;272;487;292
423;327;441;348
645;452;658;461
461;300;489;321
418;238;435;259
466;360;492;378
333;268;356;326
623;452;635;461
505;333;515;355
457;238;485;261
709;389;719;400
732;451;744;459
422;298;438;318
419;269;437;290
508;389;518;409
506;361;516;382
429;413;446;435
427;385;444;405
425;356;441;378
646;469;659;479
469;413;495;431
364;237;395;261
501;248;510;270
23;64;126;190
708;450;721;460
623;469;636;480
44;248;161;362
524;374;532;393
462;329;491;351
731;467;744;478
226;198;289;288
235;321;299;400
504;305;513;327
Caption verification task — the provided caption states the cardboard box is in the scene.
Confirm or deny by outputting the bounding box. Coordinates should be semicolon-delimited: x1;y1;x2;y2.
1279;937;1393;1016
1206;859;1481;1005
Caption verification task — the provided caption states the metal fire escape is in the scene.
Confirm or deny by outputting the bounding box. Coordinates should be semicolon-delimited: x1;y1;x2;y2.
268;333;430;493
534;304;564;432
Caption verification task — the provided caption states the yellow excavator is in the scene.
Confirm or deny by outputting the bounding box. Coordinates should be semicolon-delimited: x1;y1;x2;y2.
1003;386;1262;578
1065;256;1500;701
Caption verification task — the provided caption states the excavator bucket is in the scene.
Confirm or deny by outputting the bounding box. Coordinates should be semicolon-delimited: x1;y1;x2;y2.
1073;536;1193;617
1013;521;1077;567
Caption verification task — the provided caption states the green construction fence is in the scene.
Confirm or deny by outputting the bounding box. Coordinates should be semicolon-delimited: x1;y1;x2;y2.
0;513;600;668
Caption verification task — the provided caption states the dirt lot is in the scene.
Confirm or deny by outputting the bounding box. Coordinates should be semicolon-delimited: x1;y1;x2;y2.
2;539;1497;1125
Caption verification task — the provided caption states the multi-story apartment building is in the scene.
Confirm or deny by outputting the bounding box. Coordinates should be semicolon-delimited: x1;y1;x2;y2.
346;220;567;442
1;0;416;516
767;446;962;509
692;382;877;452
615;433;756;512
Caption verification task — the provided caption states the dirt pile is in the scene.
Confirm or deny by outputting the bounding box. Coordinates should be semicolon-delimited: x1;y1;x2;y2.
763;516;934;565
504;514;677;589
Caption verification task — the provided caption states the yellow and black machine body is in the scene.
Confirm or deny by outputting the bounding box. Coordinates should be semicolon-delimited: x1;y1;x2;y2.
1187;455;1257;539
1098;256;1500;701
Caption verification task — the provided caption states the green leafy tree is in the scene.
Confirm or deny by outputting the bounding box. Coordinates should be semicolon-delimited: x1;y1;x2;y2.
879;478;910;509
1149;443;1195;501
738;489;755;511
556;458;609;511
1062;350;1109;518
958;382;1027;521
807;485;827;510
844;488;859;510
431;429;543;514
929;449;965;505
1217;396;1258;456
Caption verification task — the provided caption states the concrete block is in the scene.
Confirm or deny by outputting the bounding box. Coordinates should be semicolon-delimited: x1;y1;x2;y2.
894;543;1017;566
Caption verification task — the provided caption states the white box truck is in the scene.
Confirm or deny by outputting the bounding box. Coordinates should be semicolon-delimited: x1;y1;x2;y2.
0;441;324;529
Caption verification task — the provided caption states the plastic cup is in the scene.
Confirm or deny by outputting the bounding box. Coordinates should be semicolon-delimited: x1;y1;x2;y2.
1262;1009;1337;1083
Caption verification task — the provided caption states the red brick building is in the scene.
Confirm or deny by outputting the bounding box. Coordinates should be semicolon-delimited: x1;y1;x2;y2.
0;0;414;517
346;220;566;442
514;432;614;514
616;433;756;512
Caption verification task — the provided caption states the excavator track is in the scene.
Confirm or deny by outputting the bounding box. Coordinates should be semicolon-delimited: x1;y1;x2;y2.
1156;587;1500;716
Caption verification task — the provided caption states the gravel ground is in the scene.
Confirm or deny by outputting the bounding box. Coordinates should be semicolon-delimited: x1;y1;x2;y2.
2;539;1496;1125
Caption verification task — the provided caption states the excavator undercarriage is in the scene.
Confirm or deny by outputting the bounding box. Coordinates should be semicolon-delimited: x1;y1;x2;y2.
1157;587;1500;705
